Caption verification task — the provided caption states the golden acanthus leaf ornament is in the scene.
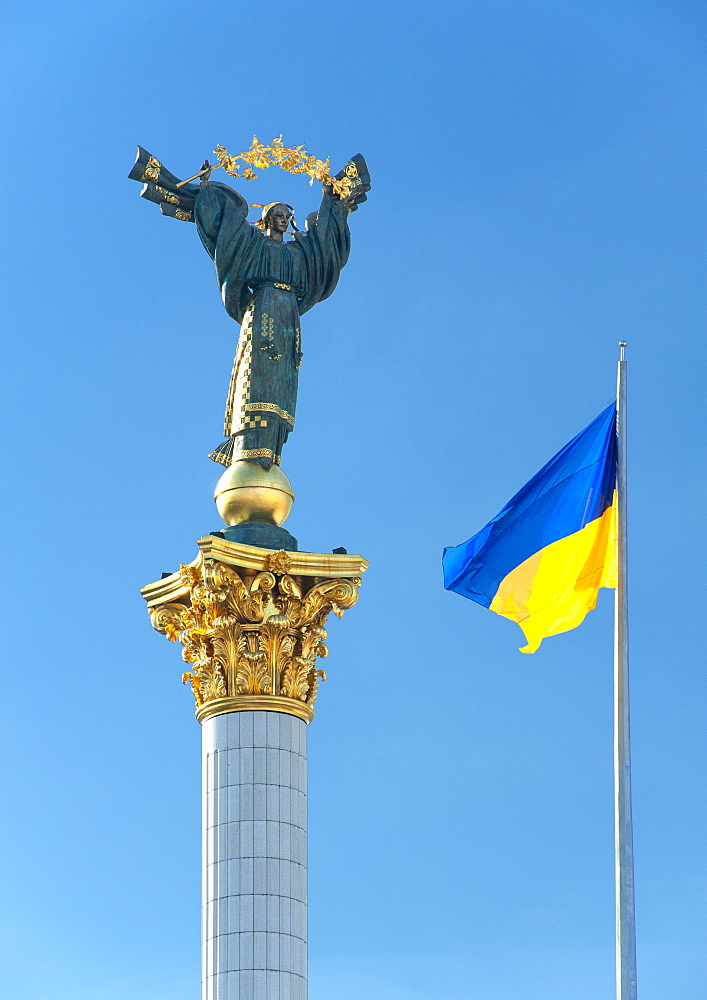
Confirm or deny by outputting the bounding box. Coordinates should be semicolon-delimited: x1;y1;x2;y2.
147;552;362;723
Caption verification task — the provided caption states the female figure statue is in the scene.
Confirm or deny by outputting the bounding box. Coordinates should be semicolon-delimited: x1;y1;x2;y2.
129;147;370;469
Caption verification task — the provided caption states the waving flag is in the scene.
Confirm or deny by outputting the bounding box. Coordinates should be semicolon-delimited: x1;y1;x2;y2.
443;404;618;653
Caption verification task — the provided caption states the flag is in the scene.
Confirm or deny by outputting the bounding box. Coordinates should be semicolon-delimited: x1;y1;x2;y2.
442;404;618;653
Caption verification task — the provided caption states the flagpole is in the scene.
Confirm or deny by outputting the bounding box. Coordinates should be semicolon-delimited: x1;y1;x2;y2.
614;342;637;999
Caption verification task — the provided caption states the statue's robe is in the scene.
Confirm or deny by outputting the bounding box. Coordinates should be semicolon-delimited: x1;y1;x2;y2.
128;147;370;467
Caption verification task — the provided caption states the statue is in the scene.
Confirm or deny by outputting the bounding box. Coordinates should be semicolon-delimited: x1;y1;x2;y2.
128;144;370;472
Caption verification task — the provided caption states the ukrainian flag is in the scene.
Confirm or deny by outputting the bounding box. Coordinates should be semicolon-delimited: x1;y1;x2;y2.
443;404;618;653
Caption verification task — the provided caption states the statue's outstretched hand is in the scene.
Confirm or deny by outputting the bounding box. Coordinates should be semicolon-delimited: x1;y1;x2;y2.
200;159;212;185
343;186;369;212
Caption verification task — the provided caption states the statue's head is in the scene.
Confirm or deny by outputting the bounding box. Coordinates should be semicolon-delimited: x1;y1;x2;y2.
259;202;295;235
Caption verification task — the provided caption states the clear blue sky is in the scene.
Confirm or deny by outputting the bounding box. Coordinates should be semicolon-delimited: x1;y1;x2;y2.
1;2;705;997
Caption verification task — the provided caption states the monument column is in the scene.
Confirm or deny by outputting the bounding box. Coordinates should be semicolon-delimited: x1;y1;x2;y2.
131;136;371;999
202;709;307;998
141;537;367;999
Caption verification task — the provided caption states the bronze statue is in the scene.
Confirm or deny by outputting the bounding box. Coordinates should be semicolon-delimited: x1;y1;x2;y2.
129;146;370;471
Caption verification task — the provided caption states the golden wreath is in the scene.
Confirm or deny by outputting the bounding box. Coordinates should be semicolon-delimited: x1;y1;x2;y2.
212;136;359;200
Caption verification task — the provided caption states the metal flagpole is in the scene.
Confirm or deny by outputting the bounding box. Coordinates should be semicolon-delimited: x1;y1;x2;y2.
614;341;637;999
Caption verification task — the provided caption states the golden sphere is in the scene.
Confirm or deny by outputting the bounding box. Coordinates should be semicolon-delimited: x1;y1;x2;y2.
214;461;295;527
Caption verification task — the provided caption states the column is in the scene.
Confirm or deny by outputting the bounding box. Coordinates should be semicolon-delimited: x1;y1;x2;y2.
203;711;307;999
141;537;368;1000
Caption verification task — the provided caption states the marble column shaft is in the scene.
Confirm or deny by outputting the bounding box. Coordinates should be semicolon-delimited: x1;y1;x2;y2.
202;710;307;1000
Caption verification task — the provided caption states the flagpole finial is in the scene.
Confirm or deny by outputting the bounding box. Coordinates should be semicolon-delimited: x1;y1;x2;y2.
619;341;627;361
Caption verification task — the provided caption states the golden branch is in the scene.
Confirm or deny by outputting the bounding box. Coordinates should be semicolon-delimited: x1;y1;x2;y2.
211;136;357;200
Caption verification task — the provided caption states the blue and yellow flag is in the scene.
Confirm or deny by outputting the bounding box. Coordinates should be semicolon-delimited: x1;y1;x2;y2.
443;404;618;653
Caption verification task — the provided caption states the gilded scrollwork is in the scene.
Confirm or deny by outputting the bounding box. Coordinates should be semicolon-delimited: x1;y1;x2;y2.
142;155;162;182
289;577;361;628
146;553;362;720
155;184;180;205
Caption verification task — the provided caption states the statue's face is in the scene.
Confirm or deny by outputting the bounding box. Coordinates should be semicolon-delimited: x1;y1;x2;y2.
266;205;291;235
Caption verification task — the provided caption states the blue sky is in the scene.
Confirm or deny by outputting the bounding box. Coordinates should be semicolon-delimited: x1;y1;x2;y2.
1;1;705;997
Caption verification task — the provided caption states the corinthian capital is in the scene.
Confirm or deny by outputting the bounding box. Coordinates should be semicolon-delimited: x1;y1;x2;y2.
141;537;368;724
